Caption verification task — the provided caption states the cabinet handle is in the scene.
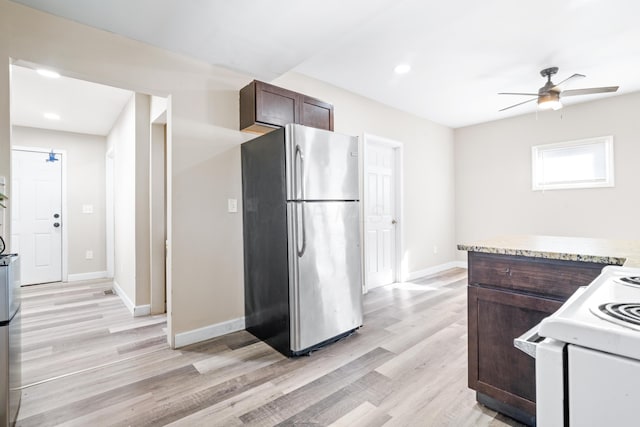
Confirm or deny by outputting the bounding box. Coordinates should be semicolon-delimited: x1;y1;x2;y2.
502;267;512;276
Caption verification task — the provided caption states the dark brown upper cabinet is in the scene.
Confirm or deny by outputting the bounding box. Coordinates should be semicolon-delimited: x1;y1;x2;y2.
240;80;334;134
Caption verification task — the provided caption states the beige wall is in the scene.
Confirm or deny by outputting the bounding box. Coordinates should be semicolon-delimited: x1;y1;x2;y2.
134;93;151;305
11;126;107;275
455;92;640;259
106;93;152;309
0;0;457;341
150;122;166;314
274;73;457;274
107;94;137;303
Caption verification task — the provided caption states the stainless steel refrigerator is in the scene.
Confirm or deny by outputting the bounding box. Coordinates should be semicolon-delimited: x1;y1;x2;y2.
1;254;21;427
241;124;363;356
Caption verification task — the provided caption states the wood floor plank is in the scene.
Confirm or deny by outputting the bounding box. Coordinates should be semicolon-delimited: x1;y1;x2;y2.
17;269;520;427
276;371;393;426
329;401;391;427
18;365;200;427
165;381;283;427
269;327;391;395
238;347;394;425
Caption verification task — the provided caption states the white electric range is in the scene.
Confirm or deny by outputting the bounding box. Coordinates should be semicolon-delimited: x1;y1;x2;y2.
515;265;640;427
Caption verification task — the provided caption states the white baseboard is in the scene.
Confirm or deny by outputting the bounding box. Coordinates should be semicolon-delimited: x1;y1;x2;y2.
174;317;246;349
134;305;151;317
112;280;150;317
452;260;467;269
405;260;467;281
67;271;108;282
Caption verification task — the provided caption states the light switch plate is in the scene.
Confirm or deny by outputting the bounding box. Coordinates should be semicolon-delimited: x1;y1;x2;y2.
85;250;93;260
227;198;238;213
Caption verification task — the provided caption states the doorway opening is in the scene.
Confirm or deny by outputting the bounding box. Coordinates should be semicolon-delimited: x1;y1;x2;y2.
150;103;167;315
362;133;404;291
9;60;170;322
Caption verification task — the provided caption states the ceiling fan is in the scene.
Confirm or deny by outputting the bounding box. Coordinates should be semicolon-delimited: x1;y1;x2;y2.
499;67;619;112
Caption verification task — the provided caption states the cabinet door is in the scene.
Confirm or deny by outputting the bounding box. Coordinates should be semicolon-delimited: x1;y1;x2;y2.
255;81;298;127
300;95;334;131
468;285;562;418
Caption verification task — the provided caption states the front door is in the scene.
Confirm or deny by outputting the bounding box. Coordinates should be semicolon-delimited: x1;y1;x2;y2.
11;149;63;285
365;140;397;289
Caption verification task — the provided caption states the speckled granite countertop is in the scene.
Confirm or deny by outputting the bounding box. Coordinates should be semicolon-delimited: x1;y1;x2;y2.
457;235;640;268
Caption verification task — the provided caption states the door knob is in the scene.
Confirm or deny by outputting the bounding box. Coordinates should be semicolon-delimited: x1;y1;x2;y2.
53;222;60;228
53;213;60;218
391;219;397;225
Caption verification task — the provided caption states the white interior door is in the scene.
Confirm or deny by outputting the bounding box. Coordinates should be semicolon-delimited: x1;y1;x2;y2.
365;141;397;289
11;149;63;285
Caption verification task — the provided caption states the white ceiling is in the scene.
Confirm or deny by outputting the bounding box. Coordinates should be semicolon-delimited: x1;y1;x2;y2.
11;0;640;128
11;65;133;136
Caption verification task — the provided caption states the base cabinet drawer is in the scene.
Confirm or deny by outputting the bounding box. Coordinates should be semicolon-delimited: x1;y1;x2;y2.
469;252;606;300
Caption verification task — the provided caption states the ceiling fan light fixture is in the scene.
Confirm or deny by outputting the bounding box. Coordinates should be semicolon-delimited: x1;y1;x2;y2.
36;68;60;79
538;92;562;111
394;63;411;74
43;112;60;120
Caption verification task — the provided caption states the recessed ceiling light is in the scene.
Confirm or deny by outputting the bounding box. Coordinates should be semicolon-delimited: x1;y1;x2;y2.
394;63;411;74
36;69;61;79
44;112;60;120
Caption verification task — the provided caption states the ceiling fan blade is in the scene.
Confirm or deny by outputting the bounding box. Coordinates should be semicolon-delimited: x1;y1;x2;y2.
498;92;539;96
499;97;537;112
561;86;619;97
551;73;586;91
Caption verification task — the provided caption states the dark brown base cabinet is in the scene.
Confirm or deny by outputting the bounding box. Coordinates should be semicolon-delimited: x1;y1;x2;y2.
466;252;608;426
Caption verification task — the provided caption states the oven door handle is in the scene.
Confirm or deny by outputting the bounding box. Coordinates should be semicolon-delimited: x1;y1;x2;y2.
514;323;543;358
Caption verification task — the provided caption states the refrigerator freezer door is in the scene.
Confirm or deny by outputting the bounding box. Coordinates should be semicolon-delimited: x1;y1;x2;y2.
285;124;359;201
288;201;363;352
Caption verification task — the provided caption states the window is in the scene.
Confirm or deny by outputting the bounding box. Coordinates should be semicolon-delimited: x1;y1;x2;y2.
532;136;614;191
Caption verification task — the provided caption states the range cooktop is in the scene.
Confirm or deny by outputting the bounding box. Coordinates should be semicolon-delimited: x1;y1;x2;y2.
615;276;640;287
592;302;640;331
538;266;640;361
0;254;17;266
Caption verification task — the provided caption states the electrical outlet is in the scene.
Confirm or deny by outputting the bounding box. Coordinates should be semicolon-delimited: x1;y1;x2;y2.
85;250;93;260
82;204;94;214
227;198;238;213
433;245;438;254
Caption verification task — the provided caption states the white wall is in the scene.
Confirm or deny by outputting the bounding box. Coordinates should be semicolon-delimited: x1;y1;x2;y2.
11;126;107;275
0;0;457;344
107;94;137;304
455;92;640;259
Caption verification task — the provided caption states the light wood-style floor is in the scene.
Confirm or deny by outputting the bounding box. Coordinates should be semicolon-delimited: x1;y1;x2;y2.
17;269;523;426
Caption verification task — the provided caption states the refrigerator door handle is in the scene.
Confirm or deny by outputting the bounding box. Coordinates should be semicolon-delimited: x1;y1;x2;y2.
294;145;306;257
298;202;306;257
294;144;305;200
